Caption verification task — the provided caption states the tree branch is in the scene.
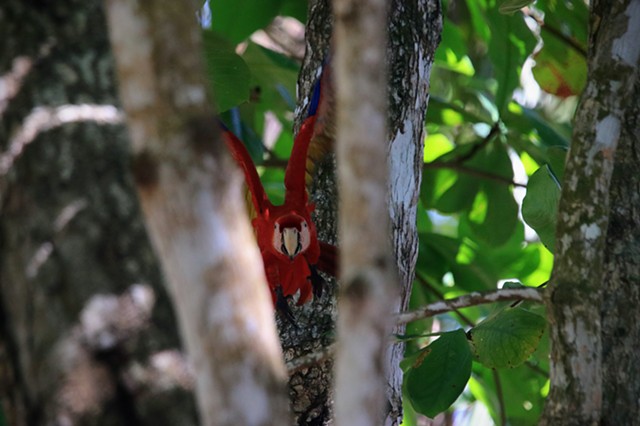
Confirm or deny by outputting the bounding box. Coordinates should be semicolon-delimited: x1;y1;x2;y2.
396;288;545;325
415;273;475;327
451;121;501;164
423;122;528;188
287;343;335;375
522;9;587;58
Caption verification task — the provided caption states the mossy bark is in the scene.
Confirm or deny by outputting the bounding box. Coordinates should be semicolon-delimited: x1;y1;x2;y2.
0;1;197;424
541;1;640;424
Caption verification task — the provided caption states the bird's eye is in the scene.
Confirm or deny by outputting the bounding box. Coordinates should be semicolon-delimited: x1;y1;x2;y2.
303;222;307;228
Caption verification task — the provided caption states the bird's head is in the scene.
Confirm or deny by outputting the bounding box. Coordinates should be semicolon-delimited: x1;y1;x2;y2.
273;214;311;260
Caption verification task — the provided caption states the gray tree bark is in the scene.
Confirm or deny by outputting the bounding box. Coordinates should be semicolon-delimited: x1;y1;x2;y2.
290;0;441;424
541;1;640;424
103;0;291;425
0;0;197;424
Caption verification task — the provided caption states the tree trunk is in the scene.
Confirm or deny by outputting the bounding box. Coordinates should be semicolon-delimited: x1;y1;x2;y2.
597;0;640;423
541;1;640;424
0;1;197;424
332;0;397;424
103;0;291;425
291;0;441;424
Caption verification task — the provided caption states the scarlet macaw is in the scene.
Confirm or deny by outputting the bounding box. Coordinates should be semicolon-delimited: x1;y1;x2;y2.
221;66;336;320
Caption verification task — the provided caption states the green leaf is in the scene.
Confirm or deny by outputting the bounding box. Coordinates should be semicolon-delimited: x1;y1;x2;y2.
210;0;284;44
498;0;534;15
521;165;560;252
546;146;567;183
487;9;536;114
404;329;473;418
280;0;307;22
464;141;518;247
522;148;566;252
532;39;587;98
520;107;571;148
536;0;588;50
202;31;251;112
532;0;587;98
242;43;299;117
465;0;491;42
469;307;546;368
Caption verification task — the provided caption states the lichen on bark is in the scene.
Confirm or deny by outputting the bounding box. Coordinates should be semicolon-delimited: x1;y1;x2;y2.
541;1;640;424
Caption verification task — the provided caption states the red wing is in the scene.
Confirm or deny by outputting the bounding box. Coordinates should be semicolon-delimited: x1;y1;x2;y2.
284;114;316;206
304;65;335;190
285;63;335;205
221;127;269;215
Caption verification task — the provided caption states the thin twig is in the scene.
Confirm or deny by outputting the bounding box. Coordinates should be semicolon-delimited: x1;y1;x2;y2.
522;9;587;58
424;122;527;188
396;288;545;325
415;273;475;327
452;121;501;164
261;155;288;169
286;288;547;374
525;361;548;377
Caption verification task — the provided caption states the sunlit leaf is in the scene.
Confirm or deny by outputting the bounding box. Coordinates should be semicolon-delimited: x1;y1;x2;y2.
404;329;473;418
469;308;546;368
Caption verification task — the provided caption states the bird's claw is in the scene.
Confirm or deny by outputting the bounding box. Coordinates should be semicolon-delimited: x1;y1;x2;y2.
275;286;298;327
308;264;327;300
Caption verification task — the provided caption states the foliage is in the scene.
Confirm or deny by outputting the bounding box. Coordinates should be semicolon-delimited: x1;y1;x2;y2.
202;0;587;424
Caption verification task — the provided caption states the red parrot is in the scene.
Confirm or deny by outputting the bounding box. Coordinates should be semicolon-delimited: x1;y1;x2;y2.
221;67;336;320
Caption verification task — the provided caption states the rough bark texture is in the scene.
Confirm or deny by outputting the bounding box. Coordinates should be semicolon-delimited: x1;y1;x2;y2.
599;0;640;424
332;0;397;425
291;0;441;424
103;1;291;425
384;2;441;423
541;1;640;425
0;1;198;424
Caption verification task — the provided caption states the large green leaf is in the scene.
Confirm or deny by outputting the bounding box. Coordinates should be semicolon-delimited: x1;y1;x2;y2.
532;36;587;98
210;0;284;44
487;8;536;114
463;184;518;247
463;141;518;247
404;329;473;418
469;307;546;368
532;0;587;98
522;147;566;252
202;31;251;112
